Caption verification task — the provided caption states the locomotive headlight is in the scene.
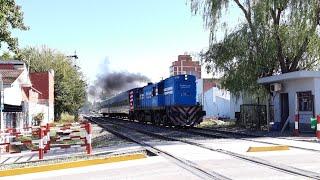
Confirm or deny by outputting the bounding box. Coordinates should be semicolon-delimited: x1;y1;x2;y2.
184;74;188;80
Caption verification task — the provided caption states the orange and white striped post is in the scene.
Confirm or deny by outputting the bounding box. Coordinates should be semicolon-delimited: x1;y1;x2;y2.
38;127;44;159
85;122;92;154
317;115;320;140
294;114;299;136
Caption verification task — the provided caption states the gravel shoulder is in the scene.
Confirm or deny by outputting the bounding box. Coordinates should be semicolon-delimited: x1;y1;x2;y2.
91;123;135;149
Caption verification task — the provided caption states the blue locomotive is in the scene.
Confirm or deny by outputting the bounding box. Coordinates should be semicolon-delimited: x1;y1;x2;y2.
100;74;205;126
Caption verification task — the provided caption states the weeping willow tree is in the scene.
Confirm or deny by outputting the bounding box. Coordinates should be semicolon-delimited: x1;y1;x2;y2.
190;0;320;95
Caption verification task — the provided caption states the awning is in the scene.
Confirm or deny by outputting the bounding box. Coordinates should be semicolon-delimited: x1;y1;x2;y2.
3;104;23;112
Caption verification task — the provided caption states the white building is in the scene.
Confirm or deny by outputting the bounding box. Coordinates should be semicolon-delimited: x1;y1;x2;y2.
0;60;54;130
0;61;32;130
197;79;231;119
258;71;320;132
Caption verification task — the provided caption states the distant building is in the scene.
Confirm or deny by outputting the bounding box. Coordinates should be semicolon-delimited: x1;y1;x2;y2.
197;78;230;119
169;54;201;79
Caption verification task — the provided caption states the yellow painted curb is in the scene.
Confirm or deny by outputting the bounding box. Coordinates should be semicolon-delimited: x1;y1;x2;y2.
247;145;289;152
0;153;146;177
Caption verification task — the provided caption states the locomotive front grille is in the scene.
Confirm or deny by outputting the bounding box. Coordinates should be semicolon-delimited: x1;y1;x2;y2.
167;106;204;126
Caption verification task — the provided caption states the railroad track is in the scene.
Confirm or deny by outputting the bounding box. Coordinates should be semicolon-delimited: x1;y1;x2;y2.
96;116;320;153
193;127;319;143
87;116;230;180
88;116;320;179
182;127;320;153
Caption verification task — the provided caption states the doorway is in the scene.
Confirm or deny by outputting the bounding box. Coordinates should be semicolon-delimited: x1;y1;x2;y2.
280;93;289;129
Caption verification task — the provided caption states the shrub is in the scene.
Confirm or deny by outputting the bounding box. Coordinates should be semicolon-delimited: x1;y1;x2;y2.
33;113;44;125
59;113;75;123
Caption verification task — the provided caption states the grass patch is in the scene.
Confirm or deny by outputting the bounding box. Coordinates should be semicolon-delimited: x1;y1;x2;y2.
58;113;75;123
15;135;39;142
57;139;81;145
26;143;38;151
16;136;32;142
10;143;38;152
197;119;236;129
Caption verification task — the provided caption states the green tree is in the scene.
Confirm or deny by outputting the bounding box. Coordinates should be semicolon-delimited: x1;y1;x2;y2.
0;0;28;53
0;51;13;60
19;46;87;121
191;0;320;95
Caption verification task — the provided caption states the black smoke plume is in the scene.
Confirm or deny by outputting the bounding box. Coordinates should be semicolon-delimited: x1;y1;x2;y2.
96;72;149;97
89;59;150;99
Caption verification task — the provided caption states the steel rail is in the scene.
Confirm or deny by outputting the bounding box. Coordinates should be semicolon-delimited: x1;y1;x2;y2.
185;127;320;153
102;116;320;153
194;127;319;143
96;117;320;179
87;116;231;180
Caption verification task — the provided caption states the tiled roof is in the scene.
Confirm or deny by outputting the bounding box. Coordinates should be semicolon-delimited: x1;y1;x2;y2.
30;72;51;100
0;69;23;84
0;60;25;65
22;86;42;95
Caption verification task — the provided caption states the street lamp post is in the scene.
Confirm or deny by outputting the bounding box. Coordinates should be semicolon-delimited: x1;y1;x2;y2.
67;51;79;69
66;51;78;60
0;74;4;131
66;54;78;59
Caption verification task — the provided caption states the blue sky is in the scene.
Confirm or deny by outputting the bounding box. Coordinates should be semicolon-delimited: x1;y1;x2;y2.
13;1;242;83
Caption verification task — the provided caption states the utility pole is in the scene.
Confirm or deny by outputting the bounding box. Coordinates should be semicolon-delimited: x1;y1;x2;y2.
66;51;78;60
0;74;4;131
67;51;79;69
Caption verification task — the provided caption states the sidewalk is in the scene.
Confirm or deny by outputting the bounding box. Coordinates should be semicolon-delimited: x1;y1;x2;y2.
215;126;318;141
0;144;143;165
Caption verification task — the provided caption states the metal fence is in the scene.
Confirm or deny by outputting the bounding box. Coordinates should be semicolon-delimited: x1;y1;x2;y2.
240;104;267;130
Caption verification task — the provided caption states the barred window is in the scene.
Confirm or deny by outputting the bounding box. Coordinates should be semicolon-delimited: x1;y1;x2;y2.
297;91;313;111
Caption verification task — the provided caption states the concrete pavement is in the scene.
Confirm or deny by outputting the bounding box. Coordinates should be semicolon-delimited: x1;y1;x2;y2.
5;137;315;179
0;143;143;164
2;118;320;179
200;137;320;174
3;156;204;180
